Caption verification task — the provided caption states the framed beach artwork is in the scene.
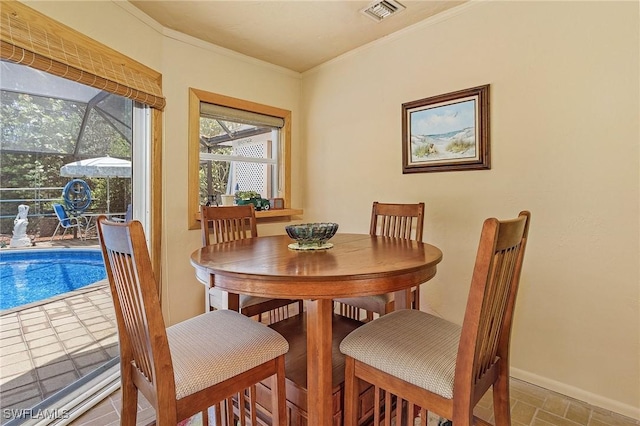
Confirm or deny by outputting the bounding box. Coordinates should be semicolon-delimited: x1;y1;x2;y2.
402;85;490;173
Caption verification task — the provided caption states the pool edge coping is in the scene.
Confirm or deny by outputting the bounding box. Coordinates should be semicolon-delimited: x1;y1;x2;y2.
0;280;109;317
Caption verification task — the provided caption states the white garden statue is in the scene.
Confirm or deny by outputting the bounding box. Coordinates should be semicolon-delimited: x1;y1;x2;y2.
10;204;31;248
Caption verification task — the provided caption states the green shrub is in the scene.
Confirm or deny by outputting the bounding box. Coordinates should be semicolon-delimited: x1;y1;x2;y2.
446;140;474;154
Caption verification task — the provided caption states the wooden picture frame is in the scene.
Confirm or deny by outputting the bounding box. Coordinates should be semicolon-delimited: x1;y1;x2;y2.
402;85;490;173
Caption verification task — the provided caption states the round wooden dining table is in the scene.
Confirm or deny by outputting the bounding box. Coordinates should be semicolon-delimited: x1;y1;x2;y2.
190;233;443;426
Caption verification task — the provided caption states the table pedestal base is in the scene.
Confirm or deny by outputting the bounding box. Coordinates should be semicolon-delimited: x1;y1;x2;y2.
247;313;378;426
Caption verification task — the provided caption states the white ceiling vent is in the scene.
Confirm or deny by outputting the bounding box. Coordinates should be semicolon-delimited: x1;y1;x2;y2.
360;0;406;22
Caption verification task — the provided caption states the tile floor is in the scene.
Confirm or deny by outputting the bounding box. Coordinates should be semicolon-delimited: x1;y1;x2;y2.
0;282;118;424
69;375;640;426
1;272;638;426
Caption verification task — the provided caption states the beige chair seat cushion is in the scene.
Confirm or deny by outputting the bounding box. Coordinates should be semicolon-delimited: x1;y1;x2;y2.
209;287;277;310
339;309;460;399
167;309;289;399
334;293;392;315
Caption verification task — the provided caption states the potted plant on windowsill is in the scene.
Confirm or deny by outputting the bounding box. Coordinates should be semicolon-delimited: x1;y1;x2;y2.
235;191;270;210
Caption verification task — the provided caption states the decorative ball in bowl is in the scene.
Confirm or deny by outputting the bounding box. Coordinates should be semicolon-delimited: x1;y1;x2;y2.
285;222;339;250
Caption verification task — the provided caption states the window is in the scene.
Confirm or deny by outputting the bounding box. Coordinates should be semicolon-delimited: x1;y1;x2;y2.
0;2;163;419
1;0;164;273
188;89;294;229
199;103;283;203
0;62;152;420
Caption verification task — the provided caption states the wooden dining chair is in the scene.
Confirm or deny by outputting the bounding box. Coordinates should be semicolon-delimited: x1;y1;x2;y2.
97;216;289;426
335;201;425;321
340;211;531;426
200;204;303;322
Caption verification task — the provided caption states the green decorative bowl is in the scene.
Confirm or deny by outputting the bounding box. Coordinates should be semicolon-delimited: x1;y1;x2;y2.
285;222;339;248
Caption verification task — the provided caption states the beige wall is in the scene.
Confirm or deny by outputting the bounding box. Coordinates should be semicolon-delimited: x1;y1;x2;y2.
24;0;639;419
301;0;639;418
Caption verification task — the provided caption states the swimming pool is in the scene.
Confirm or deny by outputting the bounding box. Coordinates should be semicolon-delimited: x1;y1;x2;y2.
0;249;107;310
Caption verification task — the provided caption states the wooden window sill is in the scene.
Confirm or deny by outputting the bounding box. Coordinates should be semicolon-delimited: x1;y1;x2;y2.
255;208;303;219
193;208;303;225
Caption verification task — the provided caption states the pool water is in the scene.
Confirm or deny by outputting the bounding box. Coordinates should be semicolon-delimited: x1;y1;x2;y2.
0;249;107;310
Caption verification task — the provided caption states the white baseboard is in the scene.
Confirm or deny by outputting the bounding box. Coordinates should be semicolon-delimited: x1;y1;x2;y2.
510;367;640;421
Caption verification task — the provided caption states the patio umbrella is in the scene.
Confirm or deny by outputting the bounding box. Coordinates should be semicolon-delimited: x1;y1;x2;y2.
60;156;131;213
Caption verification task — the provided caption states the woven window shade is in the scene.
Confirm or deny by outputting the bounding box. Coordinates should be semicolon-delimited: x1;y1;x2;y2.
201;102;285;128
0;0;165;110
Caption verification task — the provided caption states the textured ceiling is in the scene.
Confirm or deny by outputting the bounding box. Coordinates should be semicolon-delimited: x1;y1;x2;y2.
129;1;467;73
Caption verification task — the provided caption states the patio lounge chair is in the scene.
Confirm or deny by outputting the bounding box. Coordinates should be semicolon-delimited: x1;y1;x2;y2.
51;203;86;241
111;203;132;223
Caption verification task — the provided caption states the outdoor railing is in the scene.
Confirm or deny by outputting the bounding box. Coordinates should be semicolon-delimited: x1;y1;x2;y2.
0;187;63;219
0;187;126;241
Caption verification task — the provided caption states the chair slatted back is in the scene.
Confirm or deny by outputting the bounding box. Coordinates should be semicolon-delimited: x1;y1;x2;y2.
456;211;530;394
97;216;175;403
201;204;258;246
370;202;425;241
